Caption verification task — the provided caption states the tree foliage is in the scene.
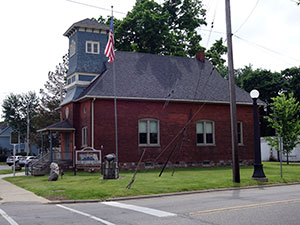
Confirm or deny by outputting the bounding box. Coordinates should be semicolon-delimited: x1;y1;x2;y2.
235;65;286;104
205;38;227;73
40;54;68;106
98;0;227;64
114;0;207;57
282;67;300;103
265;93;300;164
2;92;39;143
37;54;68;130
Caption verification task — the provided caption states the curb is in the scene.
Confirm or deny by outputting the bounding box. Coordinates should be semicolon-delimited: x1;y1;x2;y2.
48;181;300;204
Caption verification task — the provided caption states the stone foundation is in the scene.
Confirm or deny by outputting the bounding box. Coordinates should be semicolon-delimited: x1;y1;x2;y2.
119;159;254;171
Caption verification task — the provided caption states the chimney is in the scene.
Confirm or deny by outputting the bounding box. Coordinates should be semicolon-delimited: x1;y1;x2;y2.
195;50;205;62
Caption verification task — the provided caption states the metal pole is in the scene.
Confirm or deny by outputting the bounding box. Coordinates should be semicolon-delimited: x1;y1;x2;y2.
109;6;118;165
13;144;16;176
18;131;21;153
41;134;44;154
113;61;119;163
279;136;283;178
225;0;240;183
26;104;30;156
49;132;53;163
251;98;267;181
91;98;95;149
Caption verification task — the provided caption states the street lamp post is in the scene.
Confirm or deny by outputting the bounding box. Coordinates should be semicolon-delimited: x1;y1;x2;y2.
250;89;268;182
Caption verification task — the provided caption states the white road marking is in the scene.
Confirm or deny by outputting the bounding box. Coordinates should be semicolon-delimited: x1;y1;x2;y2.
103;201;177;217
56;204;115;225
0;208;19;225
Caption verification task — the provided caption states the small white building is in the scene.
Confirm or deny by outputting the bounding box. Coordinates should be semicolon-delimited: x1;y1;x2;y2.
261;137;300;162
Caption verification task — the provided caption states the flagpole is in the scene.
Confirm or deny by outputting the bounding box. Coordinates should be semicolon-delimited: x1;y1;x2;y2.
113;53;118;163
111;6;118;164
105;6;118;168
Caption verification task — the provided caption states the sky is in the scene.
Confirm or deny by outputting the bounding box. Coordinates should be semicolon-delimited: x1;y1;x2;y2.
0;0;299;120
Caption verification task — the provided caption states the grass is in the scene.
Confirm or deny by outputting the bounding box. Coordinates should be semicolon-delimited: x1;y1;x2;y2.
0;168;24;175
3;162;300;201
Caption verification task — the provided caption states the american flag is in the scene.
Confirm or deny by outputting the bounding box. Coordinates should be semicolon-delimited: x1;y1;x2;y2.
104;16;115;63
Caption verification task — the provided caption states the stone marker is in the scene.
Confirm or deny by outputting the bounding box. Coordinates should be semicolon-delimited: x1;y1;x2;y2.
48;162;59;181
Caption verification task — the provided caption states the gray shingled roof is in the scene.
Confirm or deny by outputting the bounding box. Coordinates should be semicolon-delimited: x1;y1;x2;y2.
64;18;109;37
37;120;75;132
77;51;258;105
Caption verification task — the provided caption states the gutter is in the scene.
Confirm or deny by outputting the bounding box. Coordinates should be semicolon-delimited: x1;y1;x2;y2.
91;98;96;148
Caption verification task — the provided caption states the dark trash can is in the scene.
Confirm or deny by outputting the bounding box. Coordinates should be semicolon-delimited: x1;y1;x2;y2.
102;154;119;179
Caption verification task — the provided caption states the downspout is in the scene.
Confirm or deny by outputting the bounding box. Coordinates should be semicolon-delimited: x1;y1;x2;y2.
92;98;96;148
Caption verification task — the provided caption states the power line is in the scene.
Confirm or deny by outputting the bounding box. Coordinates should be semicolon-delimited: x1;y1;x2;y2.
233;0;260;34
234;34;300;64
200;28;225;35
205;0;220;48
65;0;126;15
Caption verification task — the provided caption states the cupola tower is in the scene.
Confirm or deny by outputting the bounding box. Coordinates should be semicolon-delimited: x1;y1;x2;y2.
62;19;109;104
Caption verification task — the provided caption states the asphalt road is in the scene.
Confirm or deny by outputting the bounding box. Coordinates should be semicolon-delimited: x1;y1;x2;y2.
1;184;300;225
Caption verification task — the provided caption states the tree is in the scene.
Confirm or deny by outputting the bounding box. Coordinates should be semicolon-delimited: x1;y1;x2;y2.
234;66;287;136
265;93;300;164
282;67;300;103
40;54;68;106
235;65;286;104
37;54;68;130
32;54;68;151
205;38;227;73
2;92;39;154
162;0;207;57
115;0;170;54
97;0;227;67
112;0;207;57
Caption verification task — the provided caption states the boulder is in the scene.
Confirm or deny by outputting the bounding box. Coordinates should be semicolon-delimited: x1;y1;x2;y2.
48;162;59;181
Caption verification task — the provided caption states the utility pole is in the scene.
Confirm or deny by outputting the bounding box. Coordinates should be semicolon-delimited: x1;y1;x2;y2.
225;0;240;183
26;103;30;156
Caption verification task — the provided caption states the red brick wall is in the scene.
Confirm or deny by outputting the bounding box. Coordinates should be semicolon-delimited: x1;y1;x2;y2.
72;99;255;166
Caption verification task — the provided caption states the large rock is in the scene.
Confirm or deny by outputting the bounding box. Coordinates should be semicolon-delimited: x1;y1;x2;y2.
48;162;59;181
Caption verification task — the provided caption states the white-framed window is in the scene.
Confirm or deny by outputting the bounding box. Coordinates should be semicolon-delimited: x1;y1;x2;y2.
86;41;100;54
196;120;215;145
237;121;243;145
70;40;76;57
138;119;159;146
82;126;88;147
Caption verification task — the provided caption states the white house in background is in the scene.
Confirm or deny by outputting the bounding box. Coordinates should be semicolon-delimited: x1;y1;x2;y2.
261;137;300;162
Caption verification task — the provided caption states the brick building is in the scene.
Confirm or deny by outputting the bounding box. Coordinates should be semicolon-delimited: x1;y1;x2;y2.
42;19;261;170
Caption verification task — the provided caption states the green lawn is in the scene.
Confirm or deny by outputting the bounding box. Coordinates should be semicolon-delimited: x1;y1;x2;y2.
4;162;300;201
0;168;24;175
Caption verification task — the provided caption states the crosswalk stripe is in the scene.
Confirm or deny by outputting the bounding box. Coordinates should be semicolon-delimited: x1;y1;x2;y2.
0;208;19;225
57;204;115;225
103;201;176;217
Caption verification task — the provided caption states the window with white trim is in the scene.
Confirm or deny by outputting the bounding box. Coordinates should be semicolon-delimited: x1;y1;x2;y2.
70;40;76;57
82;126;88;147
86;41;100;54
138;119;159;146
196;121;215;145
237;121;243;145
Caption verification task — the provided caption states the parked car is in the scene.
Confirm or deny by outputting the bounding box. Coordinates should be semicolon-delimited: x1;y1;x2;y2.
18;156;38;167
6;156;22;166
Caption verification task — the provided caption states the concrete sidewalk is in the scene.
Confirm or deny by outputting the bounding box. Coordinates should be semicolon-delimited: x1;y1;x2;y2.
0;172;49;204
